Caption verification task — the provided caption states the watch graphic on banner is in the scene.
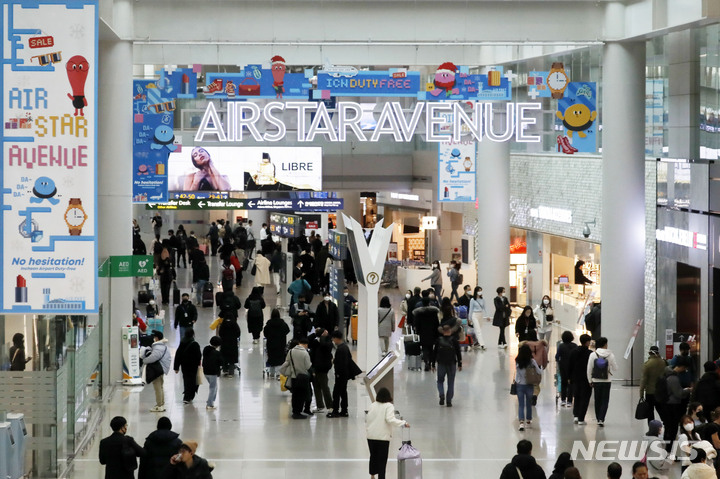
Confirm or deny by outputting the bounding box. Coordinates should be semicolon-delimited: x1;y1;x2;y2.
64;198;88;235
547;62;569;99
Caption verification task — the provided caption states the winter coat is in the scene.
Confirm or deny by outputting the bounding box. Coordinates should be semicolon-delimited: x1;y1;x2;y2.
314;300;339;332
555;341;577;379
499;454;547;479
533;304;554;334
254;254;271;285
174;338;201;375
218;319;240;364
99;432;145;479
515;314;537;342
377;307;395;338
691;372;720;414
640;355;667;396
244;288;266;335
284;345;312;378
366;401;406;441
587;348;619;384
493;295;511;327
413;305;440;346
308;333;334;374
201;346;222;376
681;462;717;479
162;455;213;479
218;292;241;320
269;251;283;272
142;339;171;375
138;429;182;479
263;317;290;367
663;367;691;405
567;345;592;386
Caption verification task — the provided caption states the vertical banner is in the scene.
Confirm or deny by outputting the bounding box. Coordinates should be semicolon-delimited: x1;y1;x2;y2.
556;82;597;154
1;0;98;313
438;141;476;202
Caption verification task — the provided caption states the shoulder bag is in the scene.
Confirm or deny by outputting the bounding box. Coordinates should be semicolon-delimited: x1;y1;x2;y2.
525;364;542;386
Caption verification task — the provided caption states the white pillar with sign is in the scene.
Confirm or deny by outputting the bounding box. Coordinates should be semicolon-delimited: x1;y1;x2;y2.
342;215;394;373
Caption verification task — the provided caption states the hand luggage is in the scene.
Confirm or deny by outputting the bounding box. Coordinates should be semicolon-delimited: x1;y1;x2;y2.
202;282;214;308
172;282;181;305
147;317;163;334
398;429;422;479
404;334;421;370
351;314;358;345
406;354;421;371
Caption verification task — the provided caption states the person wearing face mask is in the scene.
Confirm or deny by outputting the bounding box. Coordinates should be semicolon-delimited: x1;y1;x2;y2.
533;295;555;344
457;285;473;309
468;286;487;350
426;289;440;308
689;402;708;428
342;286;357;338
421;261;443;298
678;415;703;473
174;293;198;341
493;286;511;348
315;292;340;332
400;290;413;333
291;295;314;340
377;296;396;355
201;337;222;410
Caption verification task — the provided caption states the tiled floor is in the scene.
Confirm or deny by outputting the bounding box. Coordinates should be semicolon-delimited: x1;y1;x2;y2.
68;256;681;479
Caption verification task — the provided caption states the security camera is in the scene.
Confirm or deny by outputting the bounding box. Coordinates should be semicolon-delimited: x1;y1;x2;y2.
583;219;596;239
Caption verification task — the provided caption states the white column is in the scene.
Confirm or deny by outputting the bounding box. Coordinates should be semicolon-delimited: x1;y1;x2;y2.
98;38;134;387
601;41;646;381
476;137;510;296
667;30;699;159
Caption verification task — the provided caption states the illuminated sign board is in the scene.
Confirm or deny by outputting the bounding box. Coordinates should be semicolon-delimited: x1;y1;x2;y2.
656;226;707;250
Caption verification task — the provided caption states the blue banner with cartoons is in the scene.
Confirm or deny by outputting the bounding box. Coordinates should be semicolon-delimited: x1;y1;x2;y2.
204;60;311;100
555;82;597;154
420;64;512;101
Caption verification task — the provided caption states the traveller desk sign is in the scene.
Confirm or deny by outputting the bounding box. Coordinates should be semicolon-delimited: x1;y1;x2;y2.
1;0;99;313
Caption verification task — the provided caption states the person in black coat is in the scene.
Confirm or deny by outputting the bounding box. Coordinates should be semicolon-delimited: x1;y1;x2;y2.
9;333;31;371
218;317;241;376
691;361;720;418
173;329;202;403
554;331;578;407
291;296;314;340
99;416;145;479
309;329;334;413
499;440;547;479
138;417;182;479
413;298;440;371
299;248;317;293
547;452;574;479
328;331;354;418
218;291;241;320
263;309;290;377
515;306;537;343
157;257;176;305
314;294;339;332
244;286;266;343
202;337;223;409
493;286;511;348
163;441;213;479
567;334;593;424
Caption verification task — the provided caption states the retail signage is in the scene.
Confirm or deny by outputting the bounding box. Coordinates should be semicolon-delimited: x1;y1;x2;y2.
556;82;597;154
194;101;542;143
438;141;476;202
168;146;322;192
329;229;347;260
530;206;573;224
390;192;420;201
1;0;99;313
316;70;422;98
422;216;438;230
270;213;301;238
146;198;344;212
656;226;707;250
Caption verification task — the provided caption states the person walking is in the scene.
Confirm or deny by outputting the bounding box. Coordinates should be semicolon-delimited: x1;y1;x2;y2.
421;260;443;298
515;343;542;431
164;441;214;479
433;324;462;407
244;286;266;344
157;257;176;305
534;295;555;343
493;286;511;348
263;309;290;378
377;296;395;355
413;297;440;371
447;260;461;302
175;225;188;268
217;316;240;377
365;387;409;479
308;328;334;414
174;329;202;404
639;345;667;423
192;257;210;306
659;355;692;445
283;337;313;419
568;334;593;425
207;222;219;257
586;337;618;427
138;417;182;479
468;286;487;350
151;213;163;238
9;333;32;371
99;416;145;479
270;245;283;294
173;294;197;341
328;331;359;418
253;252;272;288
499;440;547;479
142;331;171;412
201;337;222;410
515;306;537;343
555;331;577;408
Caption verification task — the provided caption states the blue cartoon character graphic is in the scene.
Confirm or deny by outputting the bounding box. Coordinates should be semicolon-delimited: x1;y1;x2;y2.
445;148;461;174
150;124;177;151
30;176;59;205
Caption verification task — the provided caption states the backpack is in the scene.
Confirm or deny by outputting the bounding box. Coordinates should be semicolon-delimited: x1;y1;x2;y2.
654;374;670;404
436;336;456;364
591;355;609;380
248;299;263;316
154;216;163;228
222;266;234;281
455;305;468;320
457;273;464;283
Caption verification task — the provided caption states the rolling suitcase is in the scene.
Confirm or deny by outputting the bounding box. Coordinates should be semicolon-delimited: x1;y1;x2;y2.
172;282;181;305
398;430;422;479
404;334;422;371
202;282;214;308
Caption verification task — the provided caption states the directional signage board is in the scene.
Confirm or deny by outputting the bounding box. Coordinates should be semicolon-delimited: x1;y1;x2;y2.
329;229;348;260
145;198;343;212
270;213;301;238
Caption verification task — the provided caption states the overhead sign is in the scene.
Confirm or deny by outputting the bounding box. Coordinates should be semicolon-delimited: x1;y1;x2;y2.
2;0;99;313
438;141;476;202
329;229;348;260
270;213;301;238
99;255;154;278
145;198;343;212
316;70;423;98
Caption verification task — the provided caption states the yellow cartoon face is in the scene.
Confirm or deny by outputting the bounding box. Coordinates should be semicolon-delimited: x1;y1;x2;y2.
557;103;597;131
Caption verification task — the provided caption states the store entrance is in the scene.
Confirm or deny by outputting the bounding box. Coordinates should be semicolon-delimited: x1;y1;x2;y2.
677;262;701;360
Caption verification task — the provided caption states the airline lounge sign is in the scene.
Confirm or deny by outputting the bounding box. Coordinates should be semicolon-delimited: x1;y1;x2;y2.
194;101;542;144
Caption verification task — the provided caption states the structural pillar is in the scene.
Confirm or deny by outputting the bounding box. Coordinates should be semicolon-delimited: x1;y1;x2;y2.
476;135;510;298
601;41;646;381
98;37;134;387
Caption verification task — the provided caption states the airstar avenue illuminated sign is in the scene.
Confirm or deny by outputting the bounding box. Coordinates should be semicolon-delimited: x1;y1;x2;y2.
194;101;542;143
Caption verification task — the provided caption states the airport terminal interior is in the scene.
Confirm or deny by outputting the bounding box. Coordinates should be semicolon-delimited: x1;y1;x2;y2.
3;0;720;478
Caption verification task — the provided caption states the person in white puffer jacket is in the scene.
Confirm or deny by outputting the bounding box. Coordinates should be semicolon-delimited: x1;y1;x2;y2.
141;330;171;412
366;387;409;479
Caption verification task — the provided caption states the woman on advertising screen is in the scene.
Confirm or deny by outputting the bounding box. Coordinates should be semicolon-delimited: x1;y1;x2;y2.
182;147;231;191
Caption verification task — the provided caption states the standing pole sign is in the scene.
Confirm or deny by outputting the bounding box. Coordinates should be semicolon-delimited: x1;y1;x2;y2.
1;0;99;313
342;214;394;373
